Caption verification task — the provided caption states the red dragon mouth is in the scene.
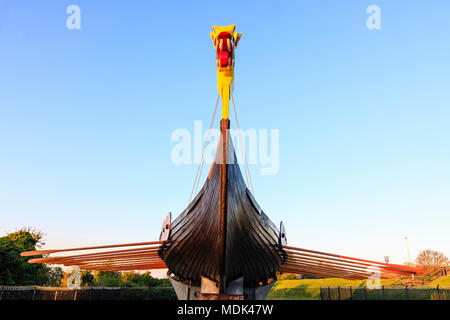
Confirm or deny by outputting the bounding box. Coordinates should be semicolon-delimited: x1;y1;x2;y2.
216;32;233;68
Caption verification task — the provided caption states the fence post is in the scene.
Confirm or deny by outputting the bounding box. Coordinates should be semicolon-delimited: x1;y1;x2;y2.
364;286;367;300
349;286;352;300
337;286;341;300
54;289;58;301
405;285;409;300
382;285;385;299
437;284;440;300
328;286;331;300
32;289;36;300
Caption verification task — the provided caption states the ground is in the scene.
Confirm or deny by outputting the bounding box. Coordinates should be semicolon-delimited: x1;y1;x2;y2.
266;276;450;300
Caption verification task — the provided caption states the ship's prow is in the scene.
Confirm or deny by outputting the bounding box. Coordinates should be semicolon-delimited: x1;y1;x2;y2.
159;120;284;299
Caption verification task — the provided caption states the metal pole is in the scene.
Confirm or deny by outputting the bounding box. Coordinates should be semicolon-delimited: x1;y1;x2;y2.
382;285;385;299
364;286;367;300
349;286;353;300
404;236;412;270
328;286;331;300
337;286;341;300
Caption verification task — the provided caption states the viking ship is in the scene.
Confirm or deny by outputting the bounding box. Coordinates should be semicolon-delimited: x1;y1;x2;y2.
157;24;285;299
21;25;425;300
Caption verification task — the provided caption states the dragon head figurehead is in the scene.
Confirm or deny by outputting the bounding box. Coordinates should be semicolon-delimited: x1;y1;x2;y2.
210;25;242;119
210;24;242;69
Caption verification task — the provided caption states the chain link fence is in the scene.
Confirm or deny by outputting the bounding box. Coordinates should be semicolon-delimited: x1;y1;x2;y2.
320;286;450;300
0;286;176;300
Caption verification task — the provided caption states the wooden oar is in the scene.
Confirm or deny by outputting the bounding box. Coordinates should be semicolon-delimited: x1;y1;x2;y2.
29;254;163;265
21;240;165;256
284;246;425;274
27;248;161;264
285;252;414;276
280;265;364;280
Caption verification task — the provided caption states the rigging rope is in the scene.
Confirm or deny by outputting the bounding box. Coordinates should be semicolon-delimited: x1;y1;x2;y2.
189;94;220;203
231;94;255;196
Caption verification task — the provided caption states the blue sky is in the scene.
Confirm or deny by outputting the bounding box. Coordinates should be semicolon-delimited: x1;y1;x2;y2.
1;0;449;266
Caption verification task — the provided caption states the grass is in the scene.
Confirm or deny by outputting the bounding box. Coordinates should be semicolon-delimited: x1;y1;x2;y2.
266;276;450;300
433;276;450;287
267;278;365;300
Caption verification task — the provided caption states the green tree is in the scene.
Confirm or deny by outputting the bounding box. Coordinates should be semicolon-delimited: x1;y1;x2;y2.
122;271;163;287
47;267;64;286
93;271;122;287
0;228;62;286
81;270;95;287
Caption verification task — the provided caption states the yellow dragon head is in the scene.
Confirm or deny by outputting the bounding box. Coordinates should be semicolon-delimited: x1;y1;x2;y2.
210;25;242;119
210;25;242;70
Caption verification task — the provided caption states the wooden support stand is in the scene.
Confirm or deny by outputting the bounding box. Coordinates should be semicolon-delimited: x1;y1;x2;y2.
200;293;244;300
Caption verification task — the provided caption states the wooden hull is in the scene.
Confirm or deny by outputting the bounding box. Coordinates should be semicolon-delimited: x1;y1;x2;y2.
159;128;283;288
